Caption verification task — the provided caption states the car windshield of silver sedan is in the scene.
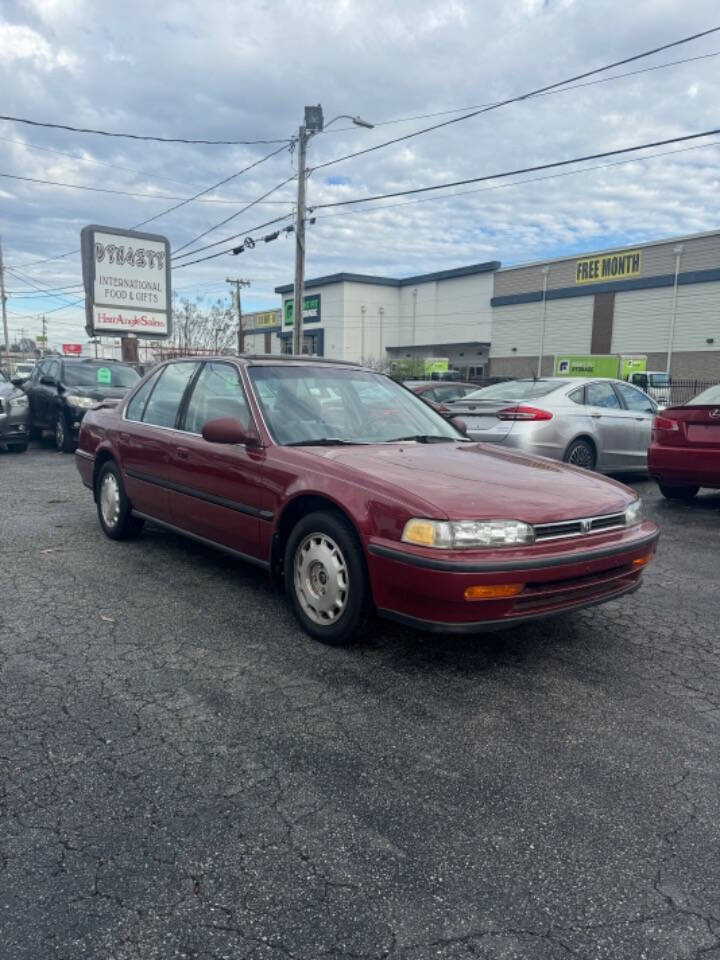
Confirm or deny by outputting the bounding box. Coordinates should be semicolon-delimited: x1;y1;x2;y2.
248;366;464;446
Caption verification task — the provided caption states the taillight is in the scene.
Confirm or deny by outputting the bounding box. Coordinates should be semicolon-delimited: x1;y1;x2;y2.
651;415;680;443
497;405;553;421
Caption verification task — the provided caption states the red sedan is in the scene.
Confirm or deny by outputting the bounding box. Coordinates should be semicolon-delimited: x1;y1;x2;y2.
648;383;720;499
75;357;659;645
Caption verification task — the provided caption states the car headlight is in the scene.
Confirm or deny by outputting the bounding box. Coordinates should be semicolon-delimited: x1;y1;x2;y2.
65;395;96;409
625;499;644;527
9;393;28;409
402;518;535;549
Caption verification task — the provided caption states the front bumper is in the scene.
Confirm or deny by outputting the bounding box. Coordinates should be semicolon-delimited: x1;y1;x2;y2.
367;521;659;632
0;409;30;443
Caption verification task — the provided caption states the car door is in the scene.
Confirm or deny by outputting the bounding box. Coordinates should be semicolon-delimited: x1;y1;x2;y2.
584;380;638;470
169;361;268;561
613;382;658;469
119;362;199;522
25;360;47;427
36;359;61;428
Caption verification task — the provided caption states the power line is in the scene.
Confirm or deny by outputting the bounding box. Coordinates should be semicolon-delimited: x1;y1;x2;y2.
5;267;83;306
130;142;292;230
0;114;291;145
171;212;295;262
310;26;720;173
312;139;720;221
319;49;720;133
311;128;720;209
0;170;294;204
174;224;295;270
171;174;298;255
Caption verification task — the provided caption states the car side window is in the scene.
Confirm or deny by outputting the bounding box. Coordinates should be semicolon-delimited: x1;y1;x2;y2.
614;382;656;413
586;382;621;409
125;368;164;422
568;387;585;405
33;360;48;382
183;363;250;435
142;362;198;429
48;360;61;381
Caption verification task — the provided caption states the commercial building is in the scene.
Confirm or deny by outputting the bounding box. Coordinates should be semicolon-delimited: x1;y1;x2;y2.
273;262;498;378
490;229;720;378
241;308;282;355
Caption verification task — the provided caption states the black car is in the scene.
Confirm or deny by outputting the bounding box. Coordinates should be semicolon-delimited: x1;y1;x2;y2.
24;358;141;452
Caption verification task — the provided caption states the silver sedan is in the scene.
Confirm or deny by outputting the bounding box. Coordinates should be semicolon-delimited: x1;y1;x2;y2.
447;377;658;473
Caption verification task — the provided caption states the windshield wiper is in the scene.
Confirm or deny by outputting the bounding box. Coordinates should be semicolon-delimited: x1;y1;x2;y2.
386;434;460;443
284;437;363;446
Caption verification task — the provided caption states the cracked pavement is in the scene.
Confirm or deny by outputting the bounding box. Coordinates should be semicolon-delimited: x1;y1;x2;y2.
1;442;719;960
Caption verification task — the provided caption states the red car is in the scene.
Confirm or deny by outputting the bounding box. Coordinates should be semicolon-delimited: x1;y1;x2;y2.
648;383;720;499
75;357;659;645
405;380;477;416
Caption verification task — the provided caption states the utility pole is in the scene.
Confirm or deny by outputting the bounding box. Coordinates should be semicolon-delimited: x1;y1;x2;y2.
41;314;47;356
0;236;10;372
292;106;373;356
293;121;309;356
226;278;250;354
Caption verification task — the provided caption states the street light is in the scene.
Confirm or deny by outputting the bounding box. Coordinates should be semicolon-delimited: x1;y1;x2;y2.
292;106;373;355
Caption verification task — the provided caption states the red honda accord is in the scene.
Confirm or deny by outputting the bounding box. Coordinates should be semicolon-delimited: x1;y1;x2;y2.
648;383;720;499
75;357;659;645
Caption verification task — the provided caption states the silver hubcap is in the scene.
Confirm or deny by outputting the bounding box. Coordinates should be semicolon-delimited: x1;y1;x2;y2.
56;417;65;449
294;533;349;625
568;444;593;469
100;473;121;528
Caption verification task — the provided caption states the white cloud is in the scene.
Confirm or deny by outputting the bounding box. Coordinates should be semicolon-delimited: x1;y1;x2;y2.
0;21;77;71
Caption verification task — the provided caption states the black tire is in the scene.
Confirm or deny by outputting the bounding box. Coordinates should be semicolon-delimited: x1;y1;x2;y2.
8;442;28;453
55;413;75;453
658;482;699;501
284;510;369;646
95;460;145;540
563;438;596;471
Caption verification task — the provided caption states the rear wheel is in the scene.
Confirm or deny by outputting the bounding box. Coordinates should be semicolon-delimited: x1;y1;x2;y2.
564;438;596;471
284;510;368;645
95;460;145;540
55;413;75;453
658;482;699;500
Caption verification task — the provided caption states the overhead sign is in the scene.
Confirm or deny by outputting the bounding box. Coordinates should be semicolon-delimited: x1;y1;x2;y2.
62;343;82;355
575;249;642;284
284;293;321;326
81;224;172;338
255;311;280;328
35;335;47;343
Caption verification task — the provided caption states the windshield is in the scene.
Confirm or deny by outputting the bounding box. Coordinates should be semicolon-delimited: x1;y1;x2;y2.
688;385;720;405
16;364;33;374
648;374;671;387
463;379;559;401
248;366;463;445
62;362;140;388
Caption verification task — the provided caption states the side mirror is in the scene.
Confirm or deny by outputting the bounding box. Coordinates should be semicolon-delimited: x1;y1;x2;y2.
451;416;468;436
41;375;56;386
202;417;260;447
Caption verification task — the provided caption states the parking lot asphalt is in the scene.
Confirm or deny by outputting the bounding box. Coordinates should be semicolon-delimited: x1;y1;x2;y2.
1;442;719;960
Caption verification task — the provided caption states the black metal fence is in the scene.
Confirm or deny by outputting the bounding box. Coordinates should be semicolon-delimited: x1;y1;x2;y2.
662;379;720;406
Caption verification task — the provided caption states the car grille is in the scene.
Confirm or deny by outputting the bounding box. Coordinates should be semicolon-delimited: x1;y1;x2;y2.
534;512;627;542
510;563;641;616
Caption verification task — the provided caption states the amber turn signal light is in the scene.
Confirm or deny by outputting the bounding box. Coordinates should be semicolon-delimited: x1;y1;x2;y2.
464;583;525;601
632;554;653;568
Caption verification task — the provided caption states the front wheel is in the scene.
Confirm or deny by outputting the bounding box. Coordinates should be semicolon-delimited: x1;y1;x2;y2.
284;511;368;645
658;482;699;501
55;413;75;453
95;461;145;540
564;438;596;471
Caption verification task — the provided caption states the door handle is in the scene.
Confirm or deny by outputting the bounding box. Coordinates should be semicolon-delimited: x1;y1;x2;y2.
634;416;645;421
177;447;189;460
590;413;602;419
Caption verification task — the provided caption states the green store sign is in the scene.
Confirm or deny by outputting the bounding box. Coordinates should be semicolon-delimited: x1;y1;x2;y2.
284;293;321;326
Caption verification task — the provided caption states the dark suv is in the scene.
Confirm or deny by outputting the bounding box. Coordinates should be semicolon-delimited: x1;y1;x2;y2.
25;358;140;452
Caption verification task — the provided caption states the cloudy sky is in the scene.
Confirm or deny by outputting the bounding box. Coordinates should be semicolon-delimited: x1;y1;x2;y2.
1;0;719;347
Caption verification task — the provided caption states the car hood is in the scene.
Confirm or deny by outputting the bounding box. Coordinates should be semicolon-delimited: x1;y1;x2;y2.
62;385;131;401
310;442;633;523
